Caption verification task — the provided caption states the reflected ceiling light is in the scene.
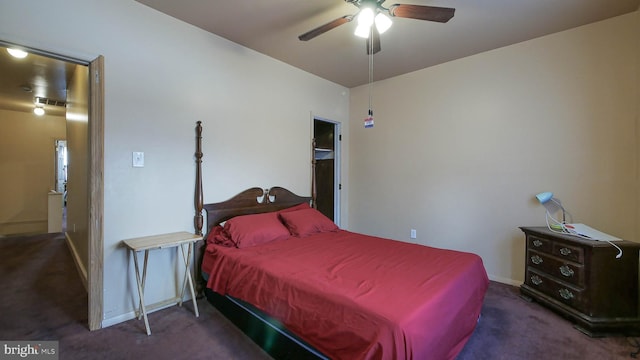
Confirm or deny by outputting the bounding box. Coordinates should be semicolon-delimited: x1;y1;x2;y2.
7;48;28;59
66;112;88;122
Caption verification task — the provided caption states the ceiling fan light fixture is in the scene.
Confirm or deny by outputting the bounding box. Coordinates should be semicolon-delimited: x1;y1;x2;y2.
357;8;375;27
297;1;455;55
355;8;375;38
375;13;392;34
354;24;371;38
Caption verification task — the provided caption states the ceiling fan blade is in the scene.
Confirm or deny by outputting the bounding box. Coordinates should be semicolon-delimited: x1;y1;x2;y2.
366;26;381;55
388;4;455;23
298;15;353;41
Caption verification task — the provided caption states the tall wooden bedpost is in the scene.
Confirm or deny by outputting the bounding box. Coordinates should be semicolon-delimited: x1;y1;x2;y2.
194;121;205;297
195;121;204;235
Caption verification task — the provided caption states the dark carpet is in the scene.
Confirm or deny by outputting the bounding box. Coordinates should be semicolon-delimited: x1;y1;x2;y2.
0;233;270;359
1;233;638;359
456;280;638;360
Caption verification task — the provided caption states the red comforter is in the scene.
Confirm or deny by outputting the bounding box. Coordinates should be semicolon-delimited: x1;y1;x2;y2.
204;230;488;360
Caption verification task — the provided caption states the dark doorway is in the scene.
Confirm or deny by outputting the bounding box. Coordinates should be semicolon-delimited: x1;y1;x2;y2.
313;119;338;221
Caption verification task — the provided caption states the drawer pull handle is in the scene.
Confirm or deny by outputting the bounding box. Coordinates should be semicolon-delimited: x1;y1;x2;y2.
559;288;574;300
560;248;572;256
559;265;574;277
531;255;543;265
532;239;543;247
531;275;543;285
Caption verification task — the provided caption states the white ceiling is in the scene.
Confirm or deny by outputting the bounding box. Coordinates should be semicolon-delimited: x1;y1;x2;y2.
136;0;639;88
0;1;638;117
0;44;76;117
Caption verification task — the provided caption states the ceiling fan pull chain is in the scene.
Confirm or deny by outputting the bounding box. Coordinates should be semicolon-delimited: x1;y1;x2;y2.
365;25;375;129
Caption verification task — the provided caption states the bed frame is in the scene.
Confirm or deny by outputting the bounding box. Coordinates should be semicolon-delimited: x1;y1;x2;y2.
192;122;323;359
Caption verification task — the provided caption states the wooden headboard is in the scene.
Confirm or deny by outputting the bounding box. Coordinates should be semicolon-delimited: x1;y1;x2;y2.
192;121;312;294
193;121;313;236
203;186;312;231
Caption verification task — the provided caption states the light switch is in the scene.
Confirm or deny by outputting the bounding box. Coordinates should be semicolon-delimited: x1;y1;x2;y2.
132;152;144;167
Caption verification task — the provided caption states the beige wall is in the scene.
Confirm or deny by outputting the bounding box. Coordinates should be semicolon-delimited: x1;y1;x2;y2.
349;12;639;285
0;109;65;235
0;0;349;326
65;63;90;284
1;0;635;327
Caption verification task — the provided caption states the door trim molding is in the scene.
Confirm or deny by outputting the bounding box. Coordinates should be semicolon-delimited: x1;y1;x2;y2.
88;56;104;331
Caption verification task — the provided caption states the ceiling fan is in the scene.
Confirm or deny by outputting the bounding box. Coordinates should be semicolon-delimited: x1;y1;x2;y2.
298;0;455;55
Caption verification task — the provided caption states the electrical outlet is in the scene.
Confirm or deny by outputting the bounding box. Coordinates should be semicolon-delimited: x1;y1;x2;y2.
410;229;417;239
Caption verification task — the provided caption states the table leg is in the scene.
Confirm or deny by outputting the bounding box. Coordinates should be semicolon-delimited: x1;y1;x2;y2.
132;250;151;335
179;242;199;317
137;250;149;319
179;244;186;307
141;250;149;298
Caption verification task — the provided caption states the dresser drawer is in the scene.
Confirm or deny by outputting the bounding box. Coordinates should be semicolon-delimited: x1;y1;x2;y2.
551;242;584;264
526;269;586;312
528;235;552;254
527;250;585;287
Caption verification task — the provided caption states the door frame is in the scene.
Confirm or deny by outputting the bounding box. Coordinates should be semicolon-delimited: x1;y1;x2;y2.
312;116;341;227
88;55;104;331
0;40;104;331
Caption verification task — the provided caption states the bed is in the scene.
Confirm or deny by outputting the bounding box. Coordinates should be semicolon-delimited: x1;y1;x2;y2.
192;122;489;359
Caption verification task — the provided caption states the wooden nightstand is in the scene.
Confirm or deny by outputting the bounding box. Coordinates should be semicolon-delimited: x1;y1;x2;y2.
122;231;203;335
520;226;640;336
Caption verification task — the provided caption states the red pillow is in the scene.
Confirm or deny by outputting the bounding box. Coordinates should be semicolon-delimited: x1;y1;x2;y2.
279;208;338;237
279;202;311;214
223;212;291;248
206;225;235;247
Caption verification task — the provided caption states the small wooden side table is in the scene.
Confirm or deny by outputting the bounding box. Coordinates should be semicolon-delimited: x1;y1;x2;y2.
122;231;203;335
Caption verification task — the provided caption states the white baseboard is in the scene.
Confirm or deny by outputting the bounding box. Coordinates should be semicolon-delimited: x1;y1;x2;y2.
65;233;88;291
102;310;138;328
488;274;522;287
101;299;189;328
